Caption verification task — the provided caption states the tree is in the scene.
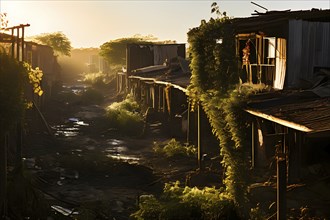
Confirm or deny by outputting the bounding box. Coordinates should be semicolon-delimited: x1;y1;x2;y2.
99;35;177;67
32;32;72;56
99;36;152;67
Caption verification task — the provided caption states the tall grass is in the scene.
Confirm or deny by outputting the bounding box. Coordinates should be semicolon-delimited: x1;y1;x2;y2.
153;139;196;158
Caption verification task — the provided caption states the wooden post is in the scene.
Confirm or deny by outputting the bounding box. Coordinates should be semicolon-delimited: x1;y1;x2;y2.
187;102;190;144
0;134;8;216
197;103;203;170
277;153;287;220
21;25;25;61
126;45;130;95
16;27;20;60
277;129;287;220
251;121;255;168
287;129;300;184
11;29;14;58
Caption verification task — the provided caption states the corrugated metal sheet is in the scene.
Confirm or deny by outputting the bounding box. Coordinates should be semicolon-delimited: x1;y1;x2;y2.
287;20;330;88
246;93;330;134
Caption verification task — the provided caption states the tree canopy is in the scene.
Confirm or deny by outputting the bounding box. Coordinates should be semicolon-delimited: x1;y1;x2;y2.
32;32;72;56
99;35;176;67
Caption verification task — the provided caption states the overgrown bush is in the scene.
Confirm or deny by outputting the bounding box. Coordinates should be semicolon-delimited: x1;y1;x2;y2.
83;72;105;85
153;139;196;158
105;95;144;136
131;181;239;220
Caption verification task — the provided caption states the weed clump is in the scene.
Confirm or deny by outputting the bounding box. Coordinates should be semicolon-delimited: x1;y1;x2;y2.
131;181;239;220
153;139;196;158
105;95;144;136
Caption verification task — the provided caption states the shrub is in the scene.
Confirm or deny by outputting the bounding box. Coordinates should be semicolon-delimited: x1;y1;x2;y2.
131;181;239;220
153;139;196;158
82;72;105;85
132;195;163;220
105;95;144;136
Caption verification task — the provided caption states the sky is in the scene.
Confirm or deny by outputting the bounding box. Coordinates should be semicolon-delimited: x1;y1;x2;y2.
0;1;329;48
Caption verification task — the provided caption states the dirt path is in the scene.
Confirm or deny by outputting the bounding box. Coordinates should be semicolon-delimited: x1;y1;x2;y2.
22;81;202;219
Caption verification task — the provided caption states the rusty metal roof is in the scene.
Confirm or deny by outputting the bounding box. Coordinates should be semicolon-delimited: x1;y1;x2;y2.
231;9;330;37
246;91;330;134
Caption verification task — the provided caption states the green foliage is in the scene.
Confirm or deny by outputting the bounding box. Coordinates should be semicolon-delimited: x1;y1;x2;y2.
100;36;153;66
83;72;106;85
199;88;252;216
131;181;238;220
187;12;270;218
153;139;196;158
132;195;163;220
32;32;72;56
105;95;144;136
24;63;44;96
100;34;178;66
82;71;115;88
0;52;26;133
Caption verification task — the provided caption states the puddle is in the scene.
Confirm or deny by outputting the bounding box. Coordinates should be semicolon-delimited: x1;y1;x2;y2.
53;125;79;137
108;139;124;146
104;139;140;163
106;154;140;164
62;84;90;95
51;205;79;216
53;117;89;137
105;146;128;154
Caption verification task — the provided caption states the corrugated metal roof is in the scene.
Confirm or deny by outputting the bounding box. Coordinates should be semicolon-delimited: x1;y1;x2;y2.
129;57;191;90
246;92;330;134
232;9;330;37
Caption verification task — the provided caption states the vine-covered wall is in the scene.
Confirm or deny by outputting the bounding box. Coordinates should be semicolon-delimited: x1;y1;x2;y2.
187;17;254;217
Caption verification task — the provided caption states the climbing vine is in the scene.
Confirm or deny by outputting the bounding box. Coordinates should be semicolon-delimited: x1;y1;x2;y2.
187;14;256;218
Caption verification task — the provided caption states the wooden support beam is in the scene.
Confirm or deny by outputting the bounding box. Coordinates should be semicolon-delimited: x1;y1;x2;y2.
21;26;25;61
16;27;20;60
197;103;203;170
251;121;255;168
245;109;312;132
277;129;287;220
11;29;14;58
277;153;287;220
187;102;190;144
